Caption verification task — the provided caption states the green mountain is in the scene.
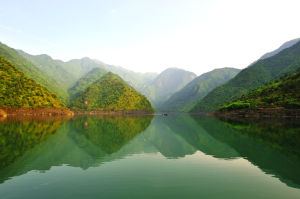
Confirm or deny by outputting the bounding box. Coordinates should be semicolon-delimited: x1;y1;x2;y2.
71;72;154;111
0;56;65;108
142;68;196;108
68;67;108;99
219;69;300;111
160;68;240;112
0;42;69;104
192;40;300;112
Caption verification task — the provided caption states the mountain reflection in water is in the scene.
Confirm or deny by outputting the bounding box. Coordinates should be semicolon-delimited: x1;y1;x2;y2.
0;114;300;198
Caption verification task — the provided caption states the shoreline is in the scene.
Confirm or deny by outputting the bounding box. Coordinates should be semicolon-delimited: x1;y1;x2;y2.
72;110;155;116
210;107;300;119
0;107;155;120
0;107;74;118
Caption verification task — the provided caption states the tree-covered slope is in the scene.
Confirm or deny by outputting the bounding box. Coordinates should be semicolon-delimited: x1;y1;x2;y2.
68;68;108;99
0;42;69;104
192;40;300;112
219;69;300;111
160;68;240;112
0;56;65;108
71;72;154;111
142;68;196;108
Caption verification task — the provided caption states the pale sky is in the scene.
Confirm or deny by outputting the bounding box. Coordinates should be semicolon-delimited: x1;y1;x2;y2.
1;0;300;75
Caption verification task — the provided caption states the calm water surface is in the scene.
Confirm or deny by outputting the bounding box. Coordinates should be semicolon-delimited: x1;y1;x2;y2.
0;114;300;199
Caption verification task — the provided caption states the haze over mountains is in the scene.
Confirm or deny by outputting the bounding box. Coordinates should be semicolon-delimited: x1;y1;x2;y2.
140;68;197;108
160;68;240;112
18;50;158;93
0;37;300;113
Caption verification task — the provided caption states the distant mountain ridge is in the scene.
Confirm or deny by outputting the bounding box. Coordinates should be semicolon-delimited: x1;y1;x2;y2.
160;68;240;112
19;50;158;93
18;51;75;89
141;68;196;108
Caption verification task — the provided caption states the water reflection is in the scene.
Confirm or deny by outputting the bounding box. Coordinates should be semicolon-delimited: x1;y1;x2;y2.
0;118;67;170
191;115;300;189
0;114;300;190
0;115;154;181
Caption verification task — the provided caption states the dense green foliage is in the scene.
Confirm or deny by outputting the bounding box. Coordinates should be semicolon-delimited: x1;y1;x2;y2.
219;69;300;110
0;56;65;108
0;42;69;104
192;40;300;112
160;68;240;112
68;68;107;99
141;68;196;108
71;72;154;111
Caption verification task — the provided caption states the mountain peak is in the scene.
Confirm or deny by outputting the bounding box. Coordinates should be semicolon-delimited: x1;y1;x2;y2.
71;72;153;111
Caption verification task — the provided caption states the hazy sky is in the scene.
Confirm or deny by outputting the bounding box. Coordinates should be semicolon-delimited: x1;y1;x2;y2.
1;0;300;75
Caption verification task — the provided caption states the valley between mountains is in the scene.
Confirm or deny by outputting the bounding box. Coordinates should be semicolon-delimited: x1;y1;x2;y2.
0;38;300;117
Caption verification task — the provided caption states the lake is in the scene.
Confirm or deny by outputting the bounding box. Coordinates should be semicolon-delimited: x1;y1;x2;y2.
0;114;300;199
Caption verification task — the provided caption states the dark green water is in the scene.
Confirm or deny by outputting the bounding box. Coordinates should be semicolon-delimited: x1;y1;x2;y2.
0;114;300;199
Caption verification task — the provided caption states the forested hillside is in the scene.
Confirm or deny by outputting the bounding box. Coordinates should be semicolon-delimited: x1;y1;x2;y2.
71;72;154;111
219;69;300;111
0;56;65;108
68;68;108;99
192;40;300;112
